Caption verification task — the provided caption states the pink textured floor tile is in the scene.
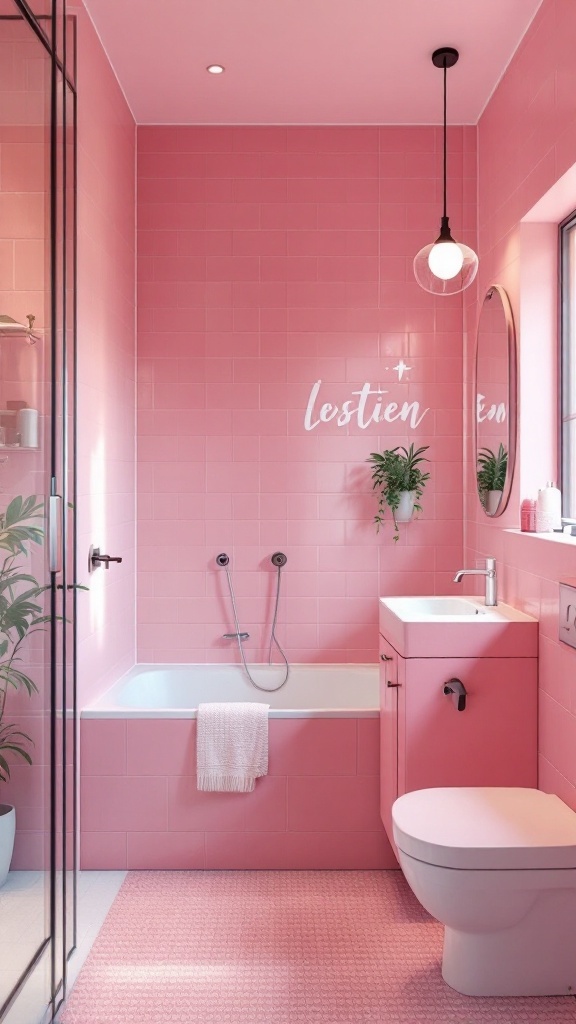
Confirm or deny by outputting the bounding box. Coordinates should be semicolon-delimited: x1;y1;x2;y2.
60;870;576;1024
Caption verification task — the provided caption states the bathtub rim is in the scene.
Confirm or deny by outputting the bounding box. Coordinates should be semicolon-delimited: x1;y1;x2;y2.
81;661;380;720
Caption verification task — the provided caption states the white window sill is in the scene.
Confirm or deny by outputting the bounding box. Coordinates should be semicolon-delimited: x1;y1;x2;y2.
504;528;576;544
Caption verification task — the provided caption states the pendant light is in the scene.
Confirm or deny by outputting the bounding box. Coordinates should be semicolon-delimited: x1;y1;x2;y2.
413;47;478;294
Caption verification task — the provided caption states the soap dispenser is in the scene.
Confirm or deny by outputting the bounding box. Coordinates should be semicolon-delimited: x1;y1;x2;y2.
536;482;561;532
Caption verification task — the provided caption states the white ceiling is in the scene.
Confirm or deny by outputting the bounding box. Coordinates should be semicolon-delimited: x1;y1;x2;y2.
83;0;544;125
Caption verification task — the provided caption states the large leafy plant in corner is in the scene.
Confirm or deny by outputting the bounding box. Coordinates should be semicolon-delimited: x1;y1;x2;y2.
0;496;46;784
367;443;430;541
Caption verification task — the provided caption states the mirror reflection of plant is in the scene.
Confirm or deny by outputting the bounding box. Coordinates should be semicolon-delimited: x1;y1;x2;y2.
0;496;47;783
367;443;430;541
477;443;508;495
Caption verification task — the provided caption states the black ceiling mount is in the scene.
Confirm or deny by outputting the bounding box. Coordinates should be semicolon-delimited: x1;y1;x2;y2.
432;47;459;69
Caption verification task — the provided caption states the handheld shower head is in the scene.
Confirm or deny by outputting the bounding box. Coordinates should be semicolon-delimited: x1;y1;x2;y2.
271;552;287;568
216;553;230;567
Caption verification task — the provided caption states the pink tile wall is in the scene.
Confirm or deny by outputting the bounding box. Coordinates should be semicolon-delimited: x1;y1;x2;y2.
71;2;137;704
137;125;476;663
80;716;395;870
470;0;576;805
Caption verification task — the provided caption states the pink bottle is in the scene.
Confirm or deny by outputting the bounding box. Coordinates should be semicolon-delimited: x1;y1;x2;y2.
520;499;537;533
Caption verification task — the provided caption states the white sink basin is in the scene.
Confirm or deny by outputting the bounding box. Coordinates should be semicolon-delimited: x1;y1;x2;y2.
379;595;538;658
388;596;485;618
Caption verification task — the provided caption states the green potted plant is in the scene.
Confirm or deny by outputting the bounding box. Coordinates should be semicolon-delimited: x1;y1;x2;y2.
0;495;46;887
367;443;430;541
476;443;508;515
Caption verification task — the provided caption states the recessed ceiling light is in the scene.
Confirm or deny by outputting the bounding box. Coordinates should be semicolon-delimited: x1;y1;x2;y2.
206;64;225;74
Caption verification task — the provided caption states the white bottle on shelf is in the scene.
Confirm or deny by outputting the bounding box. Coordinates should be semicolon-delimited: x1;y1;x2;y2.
16;407;38;448
536;481;561;532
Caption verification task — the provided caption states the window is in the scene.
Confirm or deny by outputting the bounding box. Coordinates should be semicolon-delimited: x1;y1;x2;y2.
560;211;576;520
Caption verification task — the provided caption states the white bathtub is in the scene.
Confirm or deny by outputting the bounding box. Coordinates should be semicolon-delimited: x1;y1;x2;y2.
82;663;379;719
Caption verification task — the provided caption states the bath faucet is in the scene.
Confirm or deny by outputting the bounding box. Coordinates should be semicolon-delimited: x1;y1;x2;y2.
453;557;497;606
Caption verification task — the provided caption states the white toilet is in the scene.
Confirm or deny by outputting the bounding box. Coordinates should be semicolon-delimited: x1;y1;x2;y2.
392;787;576;997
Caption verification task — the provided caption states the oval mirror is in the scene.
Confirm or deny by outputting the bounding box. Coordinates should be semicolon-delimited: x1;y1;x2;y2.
475;284;517;516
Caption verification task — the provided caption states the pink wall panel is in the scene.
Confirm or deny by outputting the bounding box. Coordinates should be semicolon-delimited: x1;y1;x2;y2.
136;125;476;664
470;0;576;805
80;716;395;870
71;2;137;704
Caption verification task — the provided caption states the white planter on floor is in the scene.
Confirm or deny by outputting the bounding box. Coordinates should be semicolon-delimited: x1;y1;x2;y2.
0;804;15;888
395;490;416;523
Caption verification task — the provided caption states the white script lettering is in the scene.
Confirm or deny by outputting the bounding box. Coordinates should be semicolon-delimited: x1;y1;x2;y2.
476;393;507;424
304;380;429;432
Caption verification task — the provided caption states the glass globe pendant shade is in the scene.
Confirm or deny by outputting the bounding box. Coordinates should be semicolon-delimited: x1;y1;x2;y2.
414;210;478;295
413;238;478;295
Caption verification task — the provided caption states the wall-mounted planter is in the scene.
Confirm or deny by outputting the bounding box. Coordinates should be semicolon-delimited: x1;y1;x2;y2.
395;490;416;523
0;804;15;887
367;444;430;541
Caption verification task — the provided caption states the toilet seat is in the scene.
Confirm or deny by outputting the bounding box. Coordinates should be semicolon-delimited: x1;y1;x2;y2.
392;787;576;870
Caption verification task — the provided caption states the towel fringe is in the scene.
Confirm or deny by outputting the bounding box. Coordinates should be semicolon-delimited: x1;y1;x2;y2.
197;771;257;793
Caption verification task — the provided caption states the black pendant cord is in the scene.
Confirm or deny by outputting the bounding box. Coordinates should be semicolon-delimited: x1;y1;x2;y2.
431;47;459;240
442;60;447;220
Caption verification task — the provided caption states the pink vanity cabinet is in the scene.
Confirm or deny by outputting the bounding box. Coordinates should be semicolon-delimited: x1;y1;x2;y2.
379;611;538;853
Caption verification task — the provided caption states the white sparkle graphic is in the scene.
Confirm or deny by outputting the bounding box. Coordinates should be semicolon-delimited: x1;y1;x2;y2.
393;359;411;381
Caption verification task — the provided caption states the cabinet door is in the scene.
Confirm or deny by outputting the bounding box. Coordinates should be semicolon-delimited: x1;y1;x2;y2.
402;657;537;793
379;635;403;848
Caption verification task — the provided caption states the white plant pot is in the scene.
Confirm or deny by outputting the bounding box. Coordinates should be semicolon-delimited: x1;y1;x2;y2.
0;804;15;888
486;489;503;516
395;490;416;523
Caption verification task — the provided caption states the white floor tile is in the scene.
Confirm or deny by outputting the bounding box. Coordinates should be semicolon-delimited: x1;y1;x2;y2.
1;870;125;1024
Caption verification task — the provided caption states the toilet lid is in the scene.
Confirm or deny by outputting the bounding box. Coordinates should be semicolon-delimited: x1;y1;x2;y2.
392;788;576;870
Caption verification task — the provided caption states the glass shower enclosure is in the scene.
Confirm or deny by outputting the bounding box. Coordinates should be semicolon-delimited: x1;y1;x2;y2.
0;1;77;1021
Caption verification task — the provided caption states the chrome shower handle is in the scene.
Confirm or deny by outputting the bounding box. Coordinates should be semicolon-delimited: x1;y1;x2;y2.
48;494;62;574
90;547;122;571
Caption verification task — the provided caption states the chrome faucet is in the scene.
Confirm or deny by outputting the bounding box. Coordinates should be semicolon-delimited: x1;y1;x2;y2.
453;557;497;606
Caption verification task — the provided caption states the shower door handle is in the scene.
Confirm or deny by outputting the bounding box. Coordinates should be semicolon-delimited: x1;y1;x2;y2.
48;494;62;574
